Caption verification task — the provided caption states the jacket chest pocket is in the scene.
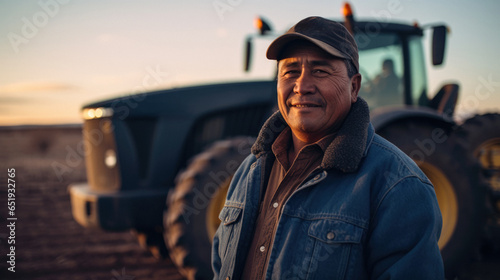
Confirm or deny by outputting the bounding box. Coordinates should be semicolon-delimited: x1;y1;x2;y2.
306;219;364;280
218;206;243;259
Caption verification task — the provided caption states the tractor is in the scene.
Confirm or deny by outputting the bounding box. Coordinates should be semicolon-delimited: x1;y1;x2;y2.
69;3;500;279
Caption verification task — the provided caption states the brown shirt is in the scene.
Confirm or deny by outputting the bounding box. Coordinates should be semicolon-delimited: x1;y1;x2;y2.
241;127;335;280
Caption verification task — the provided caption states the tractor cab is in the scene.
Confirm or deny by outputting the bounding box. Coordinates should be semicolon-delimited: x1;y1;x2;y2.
354;21;425;110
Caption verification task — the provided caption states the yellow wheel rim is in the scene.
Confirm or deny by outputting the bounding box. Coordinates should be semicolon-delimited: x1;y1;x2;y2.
206;178;231;241
418;161;458;250
475;137;500;192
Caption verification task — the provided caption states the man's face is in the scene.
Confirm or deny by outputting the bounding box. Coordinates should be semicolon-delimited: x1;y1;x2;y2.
277;41;361;143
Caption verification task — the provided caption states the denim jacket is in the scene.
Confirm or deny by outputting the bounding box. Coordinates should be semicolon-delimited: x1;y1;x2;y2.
212;98;444;280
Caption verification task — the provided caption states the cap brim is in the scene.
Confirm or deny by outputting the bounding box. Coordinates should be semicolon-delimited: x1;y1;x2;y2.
266;32;348;60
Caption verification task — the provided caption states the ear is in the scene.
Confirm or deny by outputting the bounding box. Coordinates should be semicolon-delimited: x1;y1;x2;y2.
350;73;362;103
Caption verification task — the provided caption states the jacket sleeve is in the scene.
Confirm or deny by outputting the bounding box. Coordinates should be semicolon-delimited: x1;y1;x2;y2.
211;154;257;279
212;225;222;279
367;177;444;279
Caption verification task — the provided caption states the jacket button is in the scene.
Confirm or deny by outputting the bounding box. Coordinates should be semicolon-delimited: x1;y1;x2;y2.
259;246;265;252
327;232;335;240
272;202;279;208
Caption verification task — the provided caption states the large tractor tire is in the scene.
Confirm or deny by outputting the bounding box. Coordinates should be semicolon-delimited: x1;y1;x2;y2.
164;137;255;280
377;120;486;279
453;113;500;253
454;113;500;197
130;226;168;259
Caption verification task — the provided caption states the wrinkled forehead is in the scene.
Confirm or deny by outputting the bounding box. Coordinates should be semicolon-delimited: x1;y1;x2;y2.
277;40;343;68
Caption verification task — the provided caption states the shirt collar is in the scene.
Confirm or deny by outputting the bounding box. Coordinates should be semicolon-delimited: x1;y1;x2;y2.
271;127;336;168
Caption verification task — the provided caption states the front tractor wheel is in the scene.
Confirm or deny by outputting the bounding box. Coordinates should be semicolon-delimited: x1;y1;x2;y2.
164;137;255;280
377;120;486;279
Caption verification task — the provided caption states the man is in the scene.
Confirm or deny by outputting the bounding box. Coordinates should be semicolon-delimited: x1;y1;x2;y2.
371;58;402;107
212;16;443;279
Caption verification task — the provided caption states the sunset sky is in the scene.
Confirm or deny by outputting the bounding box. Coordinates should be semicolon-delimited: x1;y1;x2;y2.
1;0;499;125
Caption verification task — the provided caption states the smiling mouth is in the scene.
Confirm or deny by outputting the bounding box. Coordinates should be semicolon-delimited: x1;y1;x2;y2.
291;104;321;108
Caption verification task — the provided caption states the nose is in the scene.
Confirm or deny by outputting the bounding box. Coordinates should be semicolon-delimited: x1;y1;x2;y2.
294;71;315;95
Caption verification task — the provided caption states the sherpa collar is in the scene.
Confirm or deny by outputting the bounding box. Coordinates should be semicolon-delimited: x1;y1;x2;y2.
251;97;371;173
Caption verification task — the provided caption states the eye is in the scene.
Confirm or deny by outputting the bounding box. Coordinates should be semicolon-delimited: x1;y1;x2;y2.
312;69;330;77
282;70;300;77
